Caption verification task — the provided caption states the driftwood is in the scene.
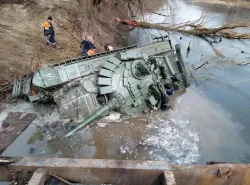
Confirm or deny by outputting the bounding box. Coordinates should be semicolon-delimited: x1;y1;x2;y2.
116;16;250;39
236;59;250;66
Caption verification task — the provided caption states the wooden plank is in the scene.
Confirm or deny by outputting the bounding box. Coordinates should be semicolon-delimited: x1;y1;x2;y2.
28;168;47;185
0;112;36;154
162;171;176;185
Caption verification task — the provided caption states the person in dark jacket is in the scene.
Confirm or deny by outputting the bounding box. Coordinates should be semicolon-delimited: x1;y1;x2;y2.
80;34;96;55
81;40;96;55
43;16;56;47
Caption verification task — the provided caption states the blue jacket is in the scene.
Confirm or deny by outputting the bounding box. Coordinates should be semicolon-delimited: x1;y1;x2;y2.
81;40;96;54
44;21;55;37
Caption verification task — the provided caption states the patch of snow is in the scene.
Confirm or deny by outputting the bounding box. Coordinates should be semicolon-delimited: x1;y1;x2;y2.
97;122;109;127
99;112;122;122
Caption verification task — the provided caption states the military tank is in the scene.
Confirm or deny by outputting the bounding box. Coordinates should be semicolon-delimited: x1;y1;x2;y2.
12;36;190;137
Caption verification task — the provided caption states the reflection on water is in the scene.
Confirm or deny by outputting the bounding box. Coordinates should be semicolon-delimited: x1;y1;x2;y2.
127;0;250;163
2;0;250;165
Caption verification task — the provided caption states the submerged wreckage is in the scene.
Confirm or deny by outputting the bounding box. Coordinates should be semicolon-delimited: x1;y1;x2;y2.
12;36;190;137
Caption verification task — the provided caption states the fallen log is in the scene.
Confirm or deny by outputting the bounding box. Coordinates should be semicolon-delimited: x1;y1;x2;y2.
116;18;250;39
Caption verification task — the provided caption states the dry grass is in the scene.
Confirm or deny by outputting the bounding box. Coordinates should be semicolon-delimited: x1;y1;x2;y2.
0;0;128;81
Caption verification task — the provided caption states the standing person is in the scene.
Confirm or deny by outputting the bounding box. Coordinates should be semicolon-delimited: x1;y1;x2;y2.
80;33;96;56
87;36;96;55
104;44;114;51
80;32;89;55
43;16;56;48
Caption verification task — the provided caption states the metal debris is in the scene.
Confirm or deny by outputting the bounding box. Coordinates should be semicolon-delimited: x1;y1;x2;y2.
49;174;73;185
1;157;250;185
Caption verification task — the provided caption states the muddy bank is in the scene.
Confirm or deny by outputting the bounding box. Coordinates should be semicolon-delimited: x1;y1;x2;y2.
0;0;128;82
0;0;168;83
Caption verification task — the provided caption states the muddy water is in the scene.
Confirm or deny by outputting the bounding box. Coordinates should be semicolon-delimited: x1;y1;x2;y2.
2;0;250;165
127;0;250;163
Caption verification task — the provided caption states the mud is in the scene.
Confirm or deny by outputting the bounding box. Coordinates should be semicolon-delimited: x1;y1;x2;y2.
0;0;129;81
39;119;75;141
0;0;26;4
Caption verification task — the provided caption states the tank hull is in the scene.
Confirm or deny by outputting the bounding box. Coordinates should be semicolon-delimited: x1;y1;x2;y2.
12;37;190;125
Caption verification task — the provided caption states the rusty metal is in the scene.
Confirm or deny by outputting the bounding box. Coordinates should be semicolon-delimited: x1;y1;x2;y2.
49;174;73;185
1;157;250;185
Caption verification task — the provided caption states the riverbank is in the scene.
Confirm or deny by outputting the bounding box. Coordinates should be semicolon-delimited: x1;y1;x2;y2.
0;0;167;83
0;0;128;82
188;0;250;9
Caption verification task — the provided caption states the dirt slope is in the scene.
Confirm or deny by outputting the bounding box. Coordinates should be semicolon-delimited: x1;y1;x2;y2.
0;0;127;81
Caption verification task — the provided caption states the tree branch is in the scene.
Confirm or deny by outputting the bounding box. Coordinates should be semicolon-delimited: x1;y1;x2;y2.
117;17;250;39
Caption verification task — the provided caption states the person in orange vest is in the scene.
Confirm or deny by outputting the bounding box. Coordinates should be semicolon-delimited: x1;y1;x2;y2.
87;49;96;55
43;16;56;48
80;34;96;56
87;36;96;55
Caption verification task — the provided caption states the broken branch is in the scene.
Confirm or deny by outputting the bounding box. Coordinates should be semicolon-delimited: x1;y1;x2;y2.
116;17;250;39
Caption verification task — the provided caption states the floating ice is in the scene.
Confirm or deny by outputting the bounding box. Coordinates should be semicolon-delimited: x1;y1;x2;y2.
100;112;122;122
142;112;200;165
97;122;109;127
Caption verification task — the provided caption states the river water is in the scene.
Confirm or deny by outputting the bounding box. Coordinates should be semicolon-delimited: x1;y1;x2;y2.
1;0;250;165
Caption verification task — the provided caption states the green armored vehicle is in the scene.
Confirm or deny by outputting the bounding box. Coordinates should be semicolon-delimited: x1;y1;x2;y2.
12;36;190;137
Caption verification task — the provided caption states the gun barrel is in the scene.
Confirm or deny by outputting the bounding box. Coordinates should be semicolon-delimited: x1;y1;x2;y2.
64;104;110;138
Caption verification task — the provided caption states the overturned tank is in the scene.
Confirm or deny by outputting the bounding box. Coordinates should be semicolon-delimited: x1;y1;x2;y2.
12;36;190;137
